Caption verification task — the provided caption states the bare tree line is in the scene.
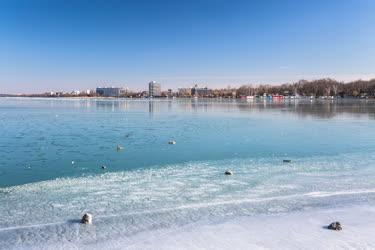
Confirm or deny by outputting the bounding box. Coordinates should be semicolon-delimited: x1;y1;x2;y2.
235;78;375;97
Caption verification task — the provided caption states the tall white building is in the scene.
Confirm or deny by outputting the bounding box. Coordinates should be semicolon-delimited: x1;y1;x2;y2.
148;81;161;97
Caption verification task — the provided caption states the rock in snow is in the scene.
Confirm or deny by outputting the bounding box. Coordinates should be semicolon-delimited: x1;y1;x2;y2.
328;221;342;231
81;213;93;224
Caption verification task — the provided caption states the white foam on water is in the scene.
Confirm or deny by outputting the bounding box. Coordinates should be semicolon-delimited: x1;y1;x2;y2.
1;153;375;249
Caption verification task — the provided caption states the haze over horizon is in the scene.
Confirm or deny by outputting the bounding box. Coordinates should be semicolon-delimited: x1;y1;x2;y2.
1;0;375;94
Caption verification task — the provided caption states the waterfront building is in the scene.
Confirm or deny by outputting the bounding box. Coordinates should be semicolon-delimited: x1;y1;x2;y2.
96;87;126;97
191;84;213;97
149;81;161;97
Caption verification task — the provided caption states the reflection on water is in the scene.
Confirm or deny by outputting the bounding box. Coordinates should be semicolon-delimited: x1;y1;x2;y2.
1;97;374;119
91;98;375;119
235;99;375;119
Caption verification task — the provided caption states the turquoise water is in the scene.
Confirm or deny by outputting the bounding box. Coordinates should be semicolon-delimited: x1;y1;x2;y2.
0;97;375;249
1;98;374;187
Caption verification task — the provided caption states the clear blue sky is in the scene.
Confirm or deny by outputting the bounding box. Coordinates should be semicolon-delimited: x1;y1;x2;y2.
1;0;374;93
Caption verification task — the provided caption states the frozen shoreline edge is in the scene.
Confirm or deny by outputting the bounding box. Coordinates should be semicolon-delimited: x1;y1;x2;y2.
110;204;375;250
12;204;372;250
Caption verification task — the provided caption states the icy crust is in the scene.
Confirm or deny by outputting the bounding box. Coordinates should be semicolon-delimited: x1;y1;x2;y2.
1;153;375;249
120;205;375;250
2;205;375;250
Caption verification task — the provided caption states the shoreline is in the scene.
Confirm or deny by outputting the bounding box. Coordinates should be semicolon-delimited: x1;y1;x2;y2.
5;204;372;250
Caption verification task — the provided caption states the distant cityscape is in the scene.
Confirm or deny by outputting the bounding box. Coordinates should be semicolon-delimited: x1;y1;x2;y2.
2;78;375;99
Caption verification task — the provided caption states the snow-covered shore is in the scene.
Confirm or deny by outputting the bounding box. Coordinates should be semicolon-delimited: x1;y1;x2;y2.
93;205;375;250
